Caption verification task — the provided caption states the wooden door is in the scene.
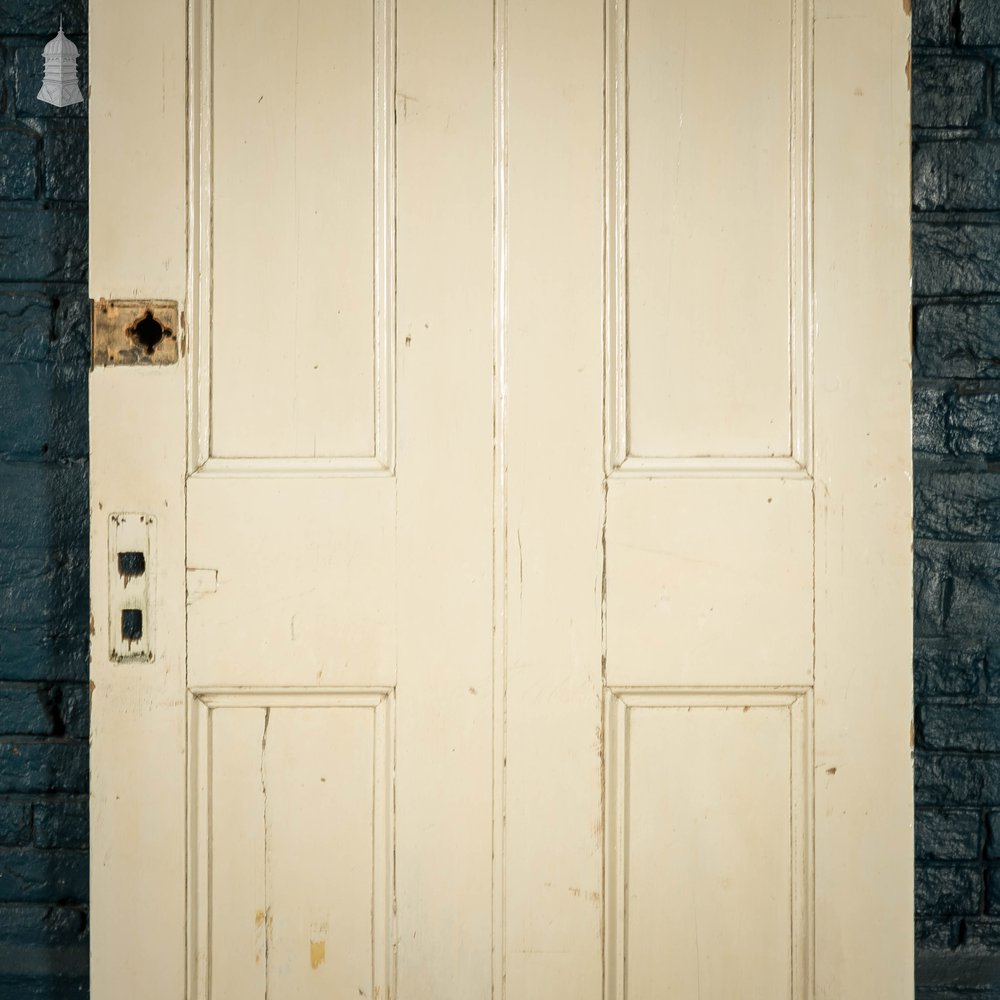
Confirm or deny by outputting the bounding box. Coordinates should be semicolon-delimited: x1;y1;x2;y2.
89;1;913;998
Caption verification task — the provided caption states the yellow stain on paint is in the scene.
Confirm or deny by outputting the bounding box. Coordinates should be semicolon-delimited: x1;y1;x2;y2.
310;940;326;970
254;910;266;964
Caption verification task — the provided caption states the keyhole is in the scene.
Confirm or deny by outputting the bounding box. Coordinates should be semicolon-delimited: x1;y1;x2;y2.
129;311;168;354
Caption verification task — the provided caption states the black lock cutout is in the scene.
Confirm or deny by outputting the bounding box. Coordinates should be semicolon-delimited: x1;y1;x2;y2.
117;551;146;581
126;310;173;355
121;608;143;643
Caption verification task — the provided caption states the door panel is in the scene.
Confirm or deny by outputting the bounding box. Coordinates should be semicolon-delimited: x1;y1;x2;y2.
605;691;810;1000
209;0;384;461
193;694;393;1000
90;0;913;998
623;0;806;463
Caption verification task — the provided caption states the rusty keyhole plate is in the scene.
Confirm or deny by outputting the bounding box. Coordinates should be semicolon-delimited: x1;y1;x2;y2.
92;299;180;367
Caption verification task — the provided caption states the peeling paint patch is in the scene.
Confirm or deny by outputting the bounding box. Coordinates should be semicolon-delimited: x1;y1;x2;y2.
310;939;326;969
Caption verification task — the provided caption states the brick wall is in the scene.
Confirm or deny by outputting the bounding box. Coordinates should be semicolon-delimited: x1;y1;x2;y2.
913;0;1000;995
0;1;90;997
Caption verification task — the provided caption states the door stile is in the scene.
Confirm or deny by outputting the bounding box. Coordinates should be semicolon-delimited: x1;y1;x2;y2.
812;2;913;996
491;0;511;994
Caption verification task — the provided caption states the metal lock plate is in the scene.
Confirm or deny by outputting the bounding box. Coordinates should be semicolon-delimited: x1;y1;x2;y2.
92;299;179;366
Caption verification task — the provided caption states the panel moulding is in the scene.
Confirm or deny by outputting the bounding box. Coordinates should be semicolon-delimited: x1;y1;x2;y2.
187;0;396;477
603;687;814;1000
187;688;395;1000
603;0;814;478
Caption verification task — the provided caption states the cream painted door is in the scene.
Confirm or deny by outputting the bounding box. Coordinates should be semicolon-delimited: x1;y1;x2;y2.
89;0;913;998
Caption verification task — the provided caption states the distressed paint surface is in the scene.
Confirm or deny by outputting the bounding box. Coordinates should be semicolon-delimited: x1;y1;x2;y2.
90;4;911;1000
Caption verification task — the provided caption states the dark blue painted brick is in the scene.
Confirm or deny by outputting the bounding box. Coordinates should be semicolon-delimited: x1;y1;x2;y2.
914;224;1000;297
989;869;1000;915
52;293;89;363
912;55;987;128
915;473;1000;543
914;384;950;455
916;753;1000;806
0;849;87;904
924;705;1000;751
949;391;1000;458
911;540;1000;641
956;917;1000;951
986;648;1000;699
0;1;87;36
916;864;984;915
990;813;1000;859
43;127;86;202
917;809;984;860
0;293;87;368
0;207;87;284
0;743;87;795
0;974;87;999
914;643;983;696
916;985;1000;1000
915;543;949;636
0;548;87;628
915;305;1000;380
55;687;86;741
0;685;87;739
961;0;1000;46
0;902;88;992
916;989;1000;1000
0;128;39;200
913;142;1000;212
33;799;86;850
0;629;88;684
915;916;961;951
0;462;88;550
0;364;88;459
12;42;87;120
913;0;956;47
944;546;1000;639
0;799;31;846
0;1;91;993
0;295;54;364
0;904;87;949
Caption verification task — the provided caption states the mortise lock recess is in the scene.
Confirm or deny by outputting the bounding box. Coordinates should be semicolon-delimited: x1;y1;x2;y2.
109;513;155;662
92;299;179;367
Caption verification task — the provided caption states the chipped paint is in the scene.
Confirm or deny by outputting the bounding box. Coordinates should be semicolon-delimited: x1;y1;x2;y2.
309;940;326;969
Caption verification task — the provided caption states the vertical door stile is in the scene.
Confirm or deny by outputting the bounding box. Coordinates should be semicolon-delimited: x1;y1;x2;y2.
492;0;510;993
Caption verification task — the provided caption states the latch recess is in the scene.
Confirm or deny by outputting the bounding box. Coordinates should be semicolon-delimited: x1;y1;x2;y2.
109;513;155;662
92;299;179;366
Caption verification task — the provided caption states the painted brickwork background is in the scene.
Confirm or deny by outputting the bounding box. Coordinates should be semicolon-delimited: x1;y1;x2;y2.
914;0;1000;995
0;1;90;997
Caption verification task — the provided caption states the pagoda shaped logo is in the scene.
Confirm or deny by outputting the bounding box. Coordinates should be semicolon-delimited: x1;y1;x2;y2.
37;19;84;108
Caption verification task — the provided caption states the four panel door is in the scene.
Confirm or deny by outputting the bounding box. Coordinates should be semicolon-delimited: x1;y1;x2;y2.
89;0;913;997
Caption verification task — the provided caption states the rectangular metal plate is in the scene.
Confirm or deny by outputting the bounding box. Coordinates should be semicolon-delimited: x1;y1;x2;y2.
92;299;180;366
